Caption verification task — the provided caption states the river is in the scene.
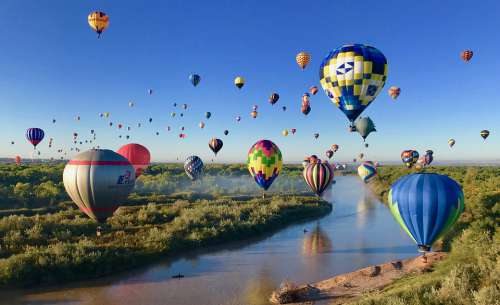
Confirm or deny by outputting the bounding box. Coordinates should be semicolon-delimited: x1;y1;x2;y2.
0;176;417;305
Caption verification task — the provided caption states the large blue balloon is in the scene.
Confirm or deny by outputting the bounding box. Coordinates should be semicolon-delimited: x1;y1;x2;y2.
388;173;464;252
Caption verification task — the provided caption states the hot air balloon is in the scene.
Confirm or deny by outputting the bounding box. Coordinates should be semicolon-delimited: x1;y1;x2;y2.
302;92;310;105
104;112;110;118
224;130;229;136
205;112;212;119
234;76;245;89
182;104;188;110
63;149;135;222
52;119;56;123
388;86;400;99
156;132;160;136
358;153;364;160
355;117;376;141
118;124;123;129
117;143;151;178
388;173;464;252
460;50;473;62
424;150;434;165
184;156;204;181
128;101;134;107
320;44;388;127
401;150;419;168
282;129;289;137
251;110;258;118
309;155;319;164
179;133;186;138
149;118;153;123
480;130;490;140
314;133;319;139
331;144;339;152
291;128;297;135
252;105;258;111
189;74;201;86
171;112;176;117
282;106;287;111
209;138;223;155
76;116;81;121
296;51;311;69
303;161;334;196
269;93;280;105
26;128;44;148
88;11;109;38
309;86;318;95
448;139;456;148
199;122;205;129
236;115;241;122
247;140;282;192
148;89;153;95
15;155;21;165
358;162;377;183
301;105;311;115
326;150;333;159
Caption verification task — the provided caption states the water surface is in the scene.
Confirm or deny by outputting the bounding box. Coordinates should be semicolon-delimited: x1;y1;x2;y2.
0;176;416;305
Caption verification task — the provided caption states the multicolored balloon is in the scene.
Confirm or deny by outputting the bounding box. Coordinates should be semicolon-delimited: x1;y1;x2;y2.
303;161;335;196
401;150;419;168
269;93;280;105
63;149;135;222
388;86;400;99
357;162;377;183
320;44;388;125
209;138;223;155
247;140;282;191
460;50;473;62
26;128;45;148
331;144;339;152
251;110;258;118
388;173;464;252
88;11;109;38
184;156;204;181
480;130;490;140
296;51;311;69
117;143;151;177
448;139;456;148
234;76;245;89
291;128;297;134
325;150;333;159
424;150;434;165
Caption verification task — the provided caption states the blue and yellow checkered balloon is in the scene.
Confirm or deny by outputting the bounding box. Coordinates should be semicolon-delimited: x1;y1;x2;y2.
319;44;388;124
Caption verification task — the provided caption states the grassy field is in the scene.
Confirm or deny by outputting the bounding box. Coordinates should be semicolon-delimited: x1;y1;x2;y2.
0;163;332;287
350;166;499;305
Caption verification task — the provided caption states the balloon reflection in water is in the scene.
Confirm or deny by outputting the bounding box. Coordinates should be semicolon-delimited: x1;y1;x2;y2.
356;193;377;228
302;224;333;256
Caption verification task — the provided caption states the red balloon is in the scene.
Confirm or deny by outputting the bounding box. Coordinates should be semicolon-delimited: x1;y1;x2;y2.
117;143;151;177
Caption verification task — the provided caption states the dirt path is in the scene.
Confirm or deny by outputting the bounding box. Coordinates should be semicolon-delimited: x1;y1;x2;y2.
270;252;447;304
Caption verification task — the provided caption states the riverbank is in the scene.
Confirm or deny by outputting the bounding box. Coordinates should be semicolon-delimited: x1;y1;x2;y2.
270;252;447;304
0;195;331;288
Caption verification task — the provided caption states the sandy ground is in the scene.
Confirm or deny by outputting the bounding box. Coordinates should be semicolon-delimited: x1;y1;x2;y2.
270;252;447;304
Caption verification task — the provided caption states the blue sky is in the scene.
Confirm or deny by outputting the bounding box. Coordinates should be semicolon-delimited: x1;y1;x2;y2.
1;0;499;163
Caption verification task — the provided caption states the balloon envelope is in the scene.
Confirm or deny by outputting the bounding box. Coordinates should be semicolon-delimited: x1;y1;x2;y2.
388;173;464;252
184;156;204;180
247;140;282;191
209;138;223;155
358;162;377;183
26;128;45;148
63;149;135;223
189;74;201;86
320;44;388;124
117;143;151;177
355;117;376;141
303;162;334;196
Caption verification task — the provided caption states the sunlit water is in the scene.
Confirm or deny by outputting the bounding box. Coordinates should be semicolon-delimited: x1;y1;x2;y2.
0;176;416;305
